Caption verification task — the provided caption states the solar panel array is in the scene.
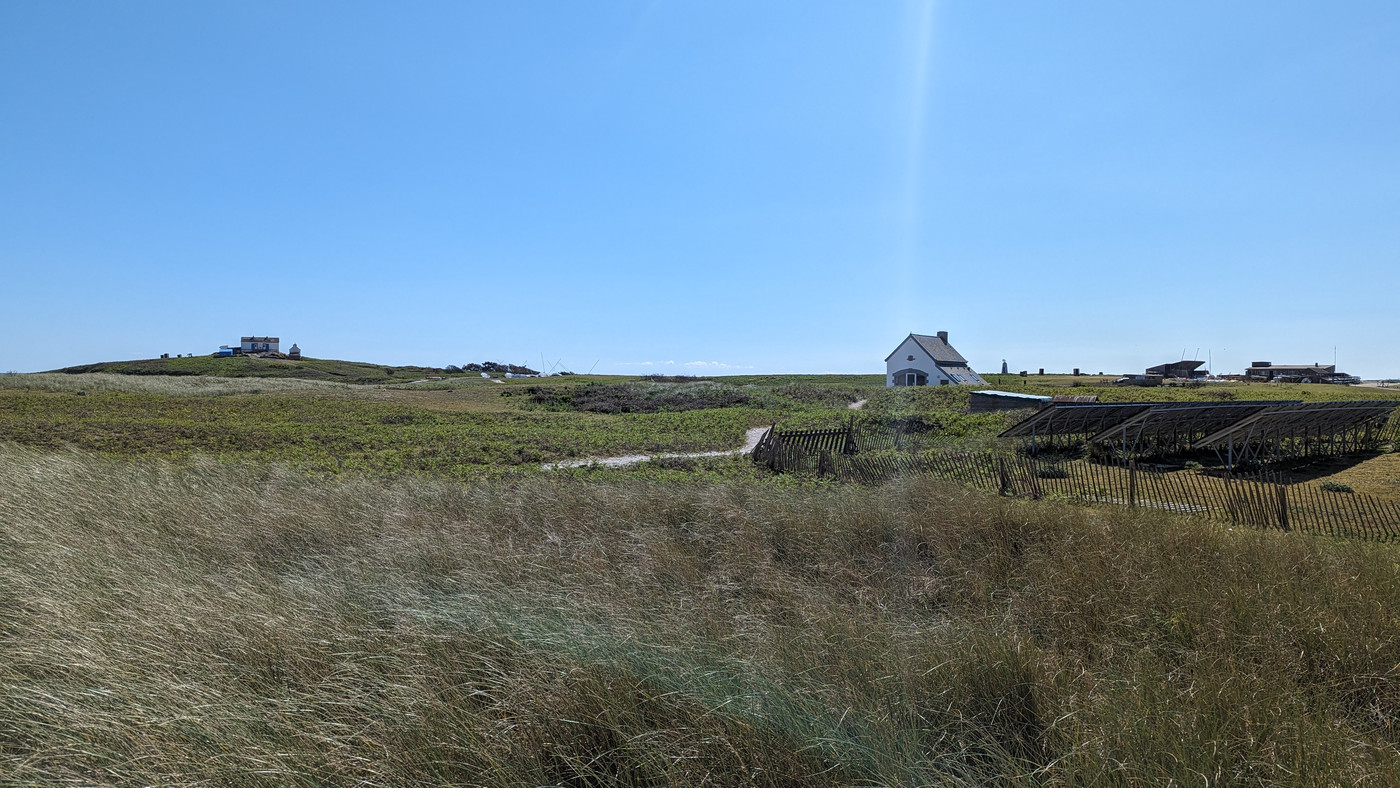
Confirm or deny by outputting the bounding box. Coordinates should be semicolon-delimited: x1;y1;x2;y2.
999;399;1400;467
998;402;1158;439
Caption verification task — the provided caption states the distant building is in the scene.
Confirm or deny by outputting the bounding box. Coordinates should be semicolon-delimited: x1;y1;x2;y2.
1146;360;1207;379
1245;362;1356;384
1113;374;1162;387
885;331;986;387
241;336;279;353
288;343;301;360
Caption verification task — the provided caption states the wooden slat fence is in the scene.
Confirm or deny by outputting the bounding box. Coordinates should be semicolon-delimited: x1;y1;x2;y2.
751;423;856;473
752;422;1400;541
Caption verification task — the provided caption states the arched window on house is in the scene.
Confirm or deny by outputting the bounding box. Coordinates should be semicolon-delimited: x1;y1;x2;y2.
891;368;928;386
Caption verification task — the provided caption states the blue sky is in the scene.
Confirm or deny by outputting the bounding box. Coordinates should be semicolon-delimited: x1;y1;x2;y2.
3;1;1397;377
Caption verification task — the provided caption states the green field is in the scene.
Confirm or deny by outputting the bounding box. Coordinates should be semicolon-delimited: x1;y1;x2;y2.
6;370;1395;479
0;372;879;476
4;368;1400;783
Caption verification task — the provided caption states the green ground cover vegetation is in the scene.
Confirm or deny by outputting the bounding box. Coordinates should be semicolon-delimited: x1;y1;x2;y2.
3;371;1396;479
4;368;1400;782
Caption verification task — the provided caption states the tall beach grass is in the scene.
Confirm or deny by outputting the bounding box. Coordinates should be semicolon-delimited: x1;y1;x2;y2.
2;444;1399;784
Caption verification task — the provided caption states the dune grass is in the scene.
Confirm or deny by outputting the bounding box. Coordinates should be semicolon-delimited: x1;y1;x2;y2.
3;444;1400;784
0;371;355;397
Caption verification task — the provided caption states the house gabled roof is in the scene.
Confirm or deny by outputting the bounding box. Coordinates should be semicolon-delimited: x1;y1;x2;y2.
884;333;968;365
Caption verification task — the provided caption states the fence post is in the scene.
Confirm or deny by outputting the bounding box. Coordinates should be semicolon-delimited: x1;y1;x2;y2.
1276;484;1290;531
1128;460;1137;508
998;457;1012;496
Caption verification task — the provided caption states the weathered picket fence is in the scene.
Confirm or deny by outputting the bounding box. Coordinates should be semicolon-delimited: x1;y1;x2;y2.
751;423;1400;541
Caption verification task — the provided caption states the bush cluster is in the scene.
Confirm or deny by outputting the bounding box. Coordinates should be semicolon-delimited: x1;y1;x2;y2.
771;382;866;407
525;381;752;414
460;361;539;375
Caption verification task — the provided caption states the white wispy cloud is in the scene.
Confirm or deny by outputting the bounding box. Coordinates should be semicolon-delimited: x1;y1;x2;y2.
683;361;754;369
614;360;753;370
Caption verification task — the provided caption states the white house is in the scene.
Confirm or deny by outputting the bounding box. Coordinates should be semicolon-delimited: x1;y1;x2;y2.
885;331;986;387
240;336;279;353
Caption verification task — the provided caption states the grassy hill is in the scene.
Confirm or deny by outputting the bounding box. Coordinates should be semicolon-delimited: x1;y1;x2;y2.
49;355;452;384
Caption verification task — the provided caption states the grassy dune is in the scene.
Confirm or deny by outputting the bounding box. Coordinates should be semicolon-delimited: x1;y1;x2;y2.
3;445;1400;784
46;355;448;383
0;371;355;397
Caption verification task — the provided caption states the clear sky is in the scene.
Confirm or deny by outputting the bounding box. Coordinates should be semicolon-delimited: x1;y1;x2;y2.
3;2;1397;377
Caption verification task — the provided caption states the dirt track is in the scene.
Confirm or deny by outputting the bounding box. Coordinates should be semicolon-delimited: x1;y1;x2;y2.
541;426;769;470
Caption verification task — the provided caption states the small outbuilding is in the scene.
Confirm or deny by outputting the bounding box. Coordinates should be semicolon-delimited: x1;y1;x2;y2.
885;331;986;387
969;390;1052;413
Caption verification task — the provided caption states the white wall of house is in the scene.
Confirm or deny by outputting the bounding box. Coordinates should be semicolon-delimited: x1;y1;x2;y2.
240;338;280;353
885;336;952;387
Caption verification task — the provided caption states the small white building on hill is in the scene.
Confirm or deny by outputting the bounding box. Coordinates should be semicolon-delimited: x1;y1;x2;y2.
241;336;279;353
885;331;986;387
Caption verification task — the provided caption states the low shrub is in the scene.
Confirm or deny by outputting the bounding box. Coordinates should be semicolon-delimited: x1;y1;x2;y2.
771;382;866;407
640;374;710;383
1321;480;1354;493
525;382;752;414
645;456;698;471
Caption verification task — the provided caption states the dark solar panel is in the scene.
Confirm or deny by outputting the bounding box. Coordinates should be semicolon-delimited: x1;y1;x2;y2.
997;402;1153;438
1195;401;1400;448
1086;401;1292;444
998;400;1297;440
1001;398;1400;466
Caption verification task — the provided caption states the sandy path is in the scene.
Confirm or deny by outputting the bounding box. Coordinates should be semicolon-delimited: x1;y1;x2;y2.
848;398;868;410
542;426;770;470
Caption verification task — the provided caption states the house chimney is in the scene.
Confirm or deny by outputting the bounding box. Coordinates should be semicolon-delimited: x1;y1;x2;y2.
937;330;948;344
